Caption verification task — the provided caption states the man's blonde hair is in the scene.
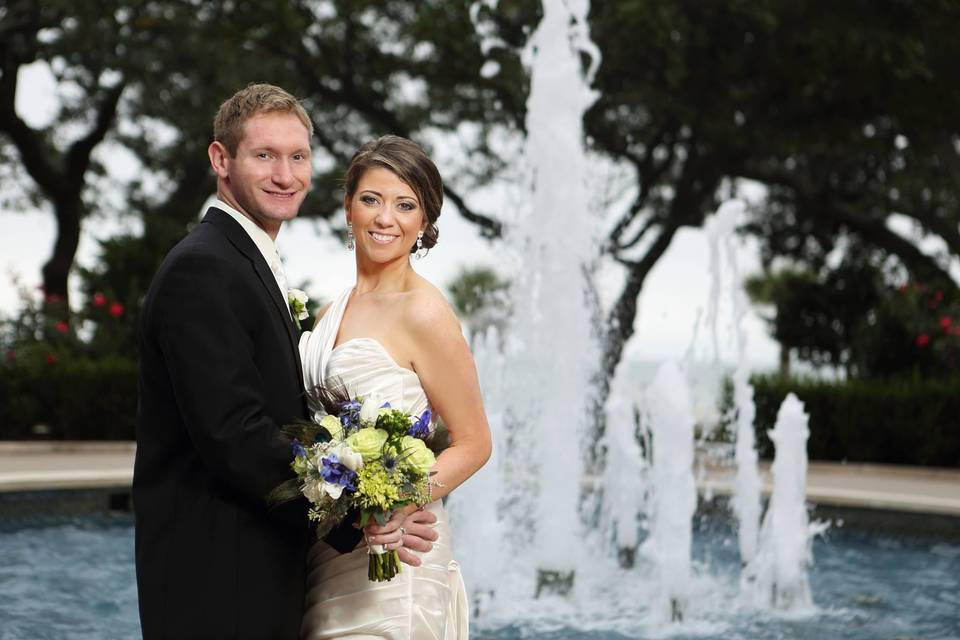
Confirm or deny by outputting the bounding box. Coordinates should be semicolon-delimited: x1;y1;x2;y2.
213;84;313;156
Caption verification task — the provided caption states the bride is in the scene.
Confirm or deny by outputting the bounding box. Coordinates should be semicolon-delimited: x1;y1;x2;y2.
298;135;492;639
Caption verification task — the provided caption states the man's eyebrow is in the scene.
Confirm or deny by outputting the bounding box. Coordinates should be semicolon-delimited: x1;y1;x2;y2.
250;145;311;154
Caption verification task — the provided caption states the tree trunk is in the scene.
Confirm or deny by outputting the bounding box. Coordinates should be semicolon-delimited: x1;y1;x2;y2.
779;345;791;379
586;221;685;473
41;197;83;310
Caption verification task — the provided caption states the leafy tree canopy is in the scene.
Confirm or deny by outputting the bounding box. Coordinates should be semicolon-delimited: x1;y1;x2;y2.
583;0;960;396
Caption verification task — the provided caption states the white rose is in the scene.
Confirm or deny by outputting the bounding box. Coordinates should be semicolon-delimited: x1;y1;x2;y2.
321;480;346;500
318;413;344;440
328;442;364;471
359;393;383;425
287;288;310;321
302;480;324;504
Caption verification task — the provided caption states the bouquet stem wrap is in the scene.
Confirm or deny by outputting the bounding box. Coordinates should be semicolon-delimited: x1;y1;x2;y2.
366;540;401;582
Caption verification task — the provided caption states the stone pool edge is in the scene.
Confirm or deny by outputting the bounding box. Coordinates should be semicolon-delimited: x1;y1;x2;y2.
1;441;958;517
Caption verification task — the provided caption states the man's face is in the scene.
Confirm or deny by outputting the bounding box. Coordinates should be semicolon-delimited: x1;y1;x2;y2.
211;111;312;237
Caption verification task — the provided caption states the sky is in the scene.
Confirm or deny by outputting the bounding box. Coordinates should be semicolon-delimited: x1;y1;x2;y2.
0;60;783;383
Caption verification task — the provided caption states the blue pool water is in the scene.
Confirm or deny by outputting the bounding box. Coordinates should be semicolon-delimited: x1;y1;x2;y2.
0;498;958;639
0;512;139;640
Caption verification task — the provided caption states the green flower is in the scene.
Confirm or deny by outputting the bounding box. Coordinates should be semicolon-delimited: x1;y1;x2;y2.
291;453;310;477
399;436;436;474
356;465;401;511
346;428;388;462
376;408;416;436
319;414;344;440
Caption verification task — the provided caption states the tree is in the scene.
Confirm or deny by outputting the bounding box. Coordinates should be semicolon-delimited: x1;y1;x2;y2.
49;0;535;327
746;259;960;379
447;265;510;339
0;1;129;312
7;1;960;445
579;1;960;448
744;260;883;377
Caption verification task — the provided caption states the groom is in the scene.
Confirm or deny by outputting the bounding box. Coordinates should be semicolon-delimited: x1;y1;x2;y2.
133;84;435;639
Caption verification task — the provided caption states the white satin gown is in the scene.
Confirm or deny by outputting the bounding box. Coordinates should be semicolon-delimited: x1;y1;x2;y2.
298;287;468;640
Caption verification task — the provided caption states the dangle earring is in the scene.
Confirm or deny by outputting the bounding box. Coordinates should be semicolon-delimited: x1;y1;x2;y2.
345;224;355;251
414;230;426;260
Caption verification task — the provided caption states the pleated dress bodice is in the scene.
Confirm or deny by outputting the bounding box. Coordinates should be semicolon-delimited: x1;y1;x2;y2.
300;288;430;417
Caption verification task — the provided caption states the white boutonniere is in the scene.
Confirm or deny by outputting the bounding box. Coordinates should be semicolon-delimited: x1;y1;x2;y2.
288;288;309;330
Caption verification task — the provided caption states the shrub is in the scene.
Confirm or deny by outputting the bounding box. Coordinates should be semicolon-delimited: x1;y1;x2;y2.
0;275;139;440
749;374;960;468
0;355;137;440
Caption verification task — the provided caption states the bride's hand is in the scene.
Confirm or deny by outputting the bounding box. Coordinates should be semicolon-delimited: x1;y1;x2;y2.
361;505;426;549
362;510;405;552
362;505;439;566
396;508;439;567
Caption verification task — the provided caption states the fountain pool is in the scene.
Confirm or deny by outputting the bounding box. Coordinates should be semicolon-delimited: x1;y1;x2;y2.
0;494;957;639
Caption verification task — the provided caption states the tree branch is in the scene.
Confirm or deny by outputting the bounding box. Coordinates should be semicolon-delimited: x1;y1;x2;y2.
259;28;505;238
830;201;955;285
442;184;502;238
64;80;126;188
0;53;61;195
741;165;956;286
595;125;676;250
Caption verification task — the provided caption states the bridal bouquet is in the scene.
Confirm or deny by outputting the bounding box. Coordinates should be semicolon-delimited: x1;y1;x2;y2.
270;384;436;582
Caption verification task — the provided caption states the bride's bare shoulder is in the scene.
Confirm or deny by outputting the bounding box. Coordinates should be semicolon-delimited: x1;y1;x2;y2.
402;281;461;337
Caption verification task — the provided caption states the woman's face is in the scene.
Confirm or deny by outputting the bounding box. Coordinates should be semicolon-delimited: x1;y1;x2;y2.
346;167;425;264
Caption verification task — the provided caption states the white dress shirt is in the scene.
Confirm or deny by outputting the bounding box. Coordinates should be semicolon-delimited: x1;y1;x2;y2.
213;199;290;311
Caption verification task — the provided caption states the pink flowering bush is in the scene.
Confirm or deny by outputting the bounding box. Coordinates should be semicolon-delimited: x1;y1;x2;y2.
0;278;137;439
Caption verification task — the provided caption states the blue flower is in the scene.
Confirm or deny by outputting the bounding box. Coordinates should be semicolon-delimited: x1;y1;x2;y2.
407;409;432;439
291;439;307;459
320;454;358;492
382;454;399;472
338;400;362;431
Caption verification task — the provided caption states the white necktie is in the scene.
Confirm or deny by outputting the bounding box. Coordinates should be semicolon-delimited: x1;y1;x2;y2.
270;252;292;318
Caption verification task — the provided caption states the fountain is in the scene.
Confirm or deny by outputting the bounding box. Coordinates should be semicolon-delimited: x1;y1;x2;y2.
639;361;697;623
446;326;507;617
454;0;812;628
704;201;763;567
599;359;646;570
465;0;603;598
743;393;820;611
439;1;959;638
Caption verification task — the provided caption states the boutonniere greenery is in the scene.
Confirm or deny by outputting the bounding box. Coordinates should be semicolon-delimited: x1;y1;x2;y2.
288;288;310;330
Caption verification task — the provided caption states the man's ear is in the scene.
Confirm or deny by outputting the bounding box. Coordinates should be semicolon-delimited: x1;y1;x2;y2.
208;141;230;179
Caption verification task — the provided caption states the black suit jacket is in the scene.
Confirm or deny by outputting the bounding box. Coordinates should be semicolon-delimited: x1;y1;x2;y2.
133;207;358;640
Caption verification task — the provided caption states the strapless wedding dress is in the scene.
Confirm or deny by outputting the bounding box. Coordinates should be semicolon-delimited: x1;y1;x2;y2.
298;287;468;640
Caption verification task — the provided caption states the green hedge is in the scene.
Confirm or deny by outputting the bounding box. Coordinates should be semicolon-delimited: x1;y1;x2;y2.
3;357;958;469
0;357;137;440
751;375;960;468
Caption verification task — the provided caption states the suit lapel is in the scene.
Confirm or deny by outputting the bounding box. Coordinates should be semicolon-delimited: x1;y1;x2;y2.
202;208;306;392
